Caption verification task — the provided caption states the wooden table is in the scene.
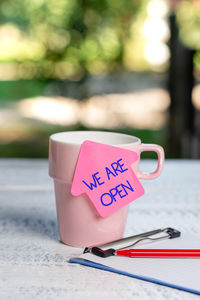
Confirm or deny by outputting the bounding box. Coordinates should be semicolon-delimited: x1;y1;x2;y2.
0;159;200;300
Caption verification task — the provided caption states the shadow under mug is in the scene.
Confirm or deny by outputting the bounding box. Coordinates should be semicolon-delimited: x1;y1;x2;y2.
49;131;164;247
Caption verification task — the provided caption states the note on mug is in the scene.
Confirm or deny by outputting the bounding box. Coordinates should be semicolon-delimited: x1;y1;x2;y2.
71;141;145;217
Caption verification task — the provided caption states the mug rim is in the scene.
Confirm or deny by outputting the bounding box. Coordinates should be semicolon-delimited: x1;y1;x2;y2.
50;131;141;146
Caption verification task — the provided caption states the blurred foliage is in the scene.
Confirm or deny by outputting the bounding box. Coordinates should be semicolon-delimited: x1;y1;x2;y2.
0;80;47;100
176;0;200;72
0;0;150;80
177;0;200;50
0;0;199;80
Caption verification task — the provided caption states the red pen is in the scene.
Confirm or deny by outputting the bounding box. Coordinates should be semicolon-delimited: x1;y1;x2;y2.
116;249;200;258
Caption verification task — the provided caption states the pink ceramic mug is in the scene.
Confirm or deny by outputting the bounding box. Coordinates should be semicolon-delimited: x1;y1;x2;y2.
49;131;164;247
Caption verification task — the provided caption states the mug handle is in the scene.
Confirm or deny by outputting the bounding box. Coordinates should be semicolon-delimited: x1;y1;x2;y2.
136;144;165;180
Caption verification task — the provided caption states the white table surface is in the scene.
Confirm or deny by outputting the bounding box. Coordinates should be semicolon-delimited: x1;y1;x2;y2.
0;159;200;300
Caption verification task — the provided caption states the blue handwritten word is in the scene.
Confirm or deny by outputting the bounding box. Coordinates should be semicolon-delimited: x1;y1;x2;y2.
82;172;105;190
106;158;128;180
100;180;134;206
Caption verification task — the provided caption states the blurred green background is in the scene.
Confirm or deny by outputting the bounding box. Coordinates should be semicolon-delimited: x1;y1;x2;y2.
0;0;200;158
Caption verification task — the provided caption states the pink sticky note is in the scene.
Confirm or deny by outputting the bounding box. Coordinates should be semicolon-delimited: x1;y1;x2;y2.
71;141;145;217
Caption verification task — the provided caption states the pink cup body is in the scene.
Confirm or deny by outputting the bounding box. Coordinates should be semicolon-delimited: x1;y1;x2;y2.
49;131;164;247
